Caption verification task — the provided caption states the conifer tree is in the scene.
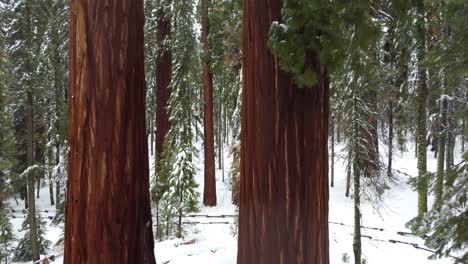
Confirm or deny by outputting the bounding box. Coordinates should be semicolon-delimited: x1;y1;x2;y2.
13;213;50;262
155;0;200;240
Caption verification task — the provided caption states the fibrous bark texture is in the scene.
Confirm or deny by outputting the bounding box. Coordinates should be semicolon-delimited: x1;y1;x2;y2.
155;0;172;164
202;0;217;207
237;0;329;263
65;1;156;263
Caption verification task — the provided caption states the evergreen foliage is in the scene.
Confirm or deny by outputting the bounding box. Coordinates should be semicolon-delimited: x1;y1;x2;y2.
153;0;200;240
13;213;50;261
408;151;468;263
0;216;13;263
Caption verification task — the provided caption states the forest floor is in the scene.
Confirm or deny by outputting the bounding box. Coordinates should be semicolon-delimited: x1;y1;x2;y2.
8;139;462;264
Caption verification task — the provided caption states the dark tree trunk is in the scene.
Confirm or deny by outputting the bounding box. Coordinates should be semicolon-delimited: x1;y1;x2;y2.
202;0;217;207
435;92;447;209
237;1;329;263
331;117;335;187
352;84;362;264
64;1;156;263
345;163;351;198
352;162;362;264
55;176;60;209
49;178;54;206
462;119;465;153
150;117;154;156
387;101;393;177
36;178;40;198
155;0;172;166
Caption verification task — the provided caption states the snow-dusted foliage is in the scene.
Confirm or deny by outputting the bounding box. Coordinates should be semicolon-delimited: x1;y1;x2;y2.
152;0;200;241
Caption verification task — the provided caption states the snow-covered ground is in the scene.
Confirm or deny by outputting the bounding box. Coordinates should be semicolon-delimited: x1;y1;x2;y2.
8;139;461;264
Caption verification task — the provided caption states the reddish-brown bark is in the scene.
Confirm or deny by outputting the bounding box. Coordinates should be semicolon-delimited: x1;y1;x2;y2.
237;0;329;263
65;1;156;263
202;0;217;207
155;0;172;164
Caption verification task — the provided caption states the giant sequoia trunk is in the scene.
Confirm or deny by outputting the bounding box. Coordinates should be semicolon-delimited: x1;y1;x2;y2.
201;0;217;207
64;1;156;263
155;0;172;164
237;1;329;263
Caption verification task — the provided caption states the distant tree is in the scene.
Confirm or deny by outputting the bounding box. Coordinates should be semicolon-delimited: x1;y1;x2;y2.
201;0;217;207
154;0;200;240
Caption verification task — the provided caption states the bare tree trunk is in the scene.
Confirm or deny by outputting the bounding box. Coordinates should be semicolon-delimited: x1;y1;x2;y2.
202;0;217;207
237;1;329;263
64;1;156;263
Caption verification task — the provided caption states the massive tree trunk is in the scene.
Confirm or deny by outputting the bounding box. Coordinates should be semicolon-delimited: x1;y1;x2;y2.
416;0;428;217
201;0;217;207
155;0;172;164
237;1;329;263
64;1;156;263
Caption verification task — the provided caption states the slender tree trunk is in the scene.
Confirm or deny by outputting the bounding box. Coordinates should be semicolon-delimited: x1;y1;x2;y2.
150;117;154;156
351;79;362;264
415;132;418;158
435;92;447;210
388;101;393;177
36;178;40;198
55;176;60;209
446;102;455;169
64;1;156;263
155;0;172;167
218;102;222;170
336;115;341;143
345;163;351;198
331;117;335;187
49;178;54;206
26;91;40;261
353;162;362;264
55;140;61;209
416;0;428;217
238;1;329;263
462;119;465;153
202;0;217;207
